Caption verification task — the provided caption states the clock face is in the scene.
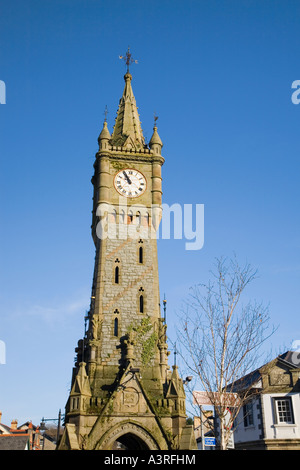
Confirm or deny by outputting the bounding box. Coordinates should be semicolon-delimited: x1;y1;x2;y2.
114;169;147;198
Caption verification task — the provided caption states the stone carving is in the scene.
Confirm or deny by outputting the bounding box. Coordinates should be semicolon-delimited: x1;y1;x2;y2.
124;330;136;362
91;315;102;340
122;387;139;408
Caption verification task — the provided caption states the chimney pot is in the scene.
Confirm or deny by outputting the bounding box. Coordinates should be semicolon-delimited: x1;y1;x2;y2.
10;419;18;430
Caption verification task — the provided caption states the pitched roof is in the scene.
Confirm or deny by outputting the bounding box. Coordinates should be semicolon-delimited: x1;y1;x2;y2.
0;423;11;434
278;350;300;366
228;351;299;392
0;435;29;450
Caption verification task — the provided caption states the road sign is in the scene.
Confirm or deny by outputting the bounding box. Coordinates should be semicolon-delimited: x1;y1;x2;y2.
227;432;235;449
193;391;240;407
224;408;235;449
204;437;216;447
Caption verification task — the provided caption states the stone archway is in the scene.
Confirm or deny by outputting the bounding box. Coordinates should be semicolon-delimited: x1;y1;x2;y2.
95;421;160;450
112;432;150;450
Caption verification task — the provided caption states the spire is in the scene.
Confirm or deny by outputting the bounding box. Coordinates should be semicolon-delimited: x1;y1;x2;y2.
70;362;92;397
110;72;145;150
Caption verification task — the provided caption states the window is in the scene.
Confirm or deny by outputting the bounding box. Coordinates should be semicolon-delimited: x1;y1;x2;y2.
120;210;125;224
114;318;118;337
72;397;79;410
111;210;117;223
147;212;150;226
139;246;143;264
115;266;119;284
128;211;133;224
243;402;254;427
139;295;144;313
273;397;294;424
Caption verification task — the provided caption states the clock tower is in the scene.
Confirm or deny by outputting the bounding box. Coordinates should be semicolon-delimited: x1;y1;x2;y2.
58;65;197;451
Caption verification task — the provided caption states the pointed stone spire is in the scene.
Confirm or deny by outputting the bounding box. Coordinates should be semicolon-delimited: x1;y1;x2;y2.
71;362;92;396
110;72;145;150
166;365;185;400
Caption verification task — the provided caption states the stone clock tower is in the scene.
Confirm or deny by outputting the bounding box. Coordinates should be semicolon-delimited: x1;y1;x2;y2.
58;63;197;451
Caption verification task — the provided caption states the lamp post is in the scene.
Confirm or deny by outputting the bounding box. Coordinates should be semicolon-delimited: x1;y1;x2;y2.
40;409;64;448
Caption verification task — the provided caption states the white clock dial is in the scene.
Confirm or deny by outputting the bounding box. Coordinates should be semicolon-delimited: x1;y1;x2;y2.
114;169;147;198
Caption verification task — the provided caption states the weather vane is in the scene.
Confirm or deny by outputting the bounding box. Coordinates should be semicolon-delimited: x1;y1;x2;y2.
119;47;138;73
154;112;159;126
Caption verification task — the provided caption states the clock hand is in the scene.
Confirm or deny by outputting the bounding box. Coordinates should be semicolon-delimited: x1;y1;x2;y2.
123;171;132;184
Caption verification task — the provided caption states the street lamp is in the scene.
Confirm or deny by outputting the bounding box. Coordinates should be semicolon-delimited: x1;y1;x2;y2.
183;376;193;385
40;409;64;447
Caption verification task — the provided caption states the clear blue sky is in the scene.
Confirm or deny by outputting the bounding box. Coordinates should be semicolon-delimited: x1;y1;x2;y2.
0;0;299;425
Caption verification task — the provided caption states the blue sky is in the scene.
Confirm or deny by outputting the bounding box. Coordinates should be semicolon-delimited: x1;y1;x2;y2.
0;0;299;425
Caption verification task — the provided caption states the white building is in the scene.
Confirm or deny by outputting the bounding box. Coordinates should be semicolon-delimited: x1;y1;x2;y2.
232;351;300;450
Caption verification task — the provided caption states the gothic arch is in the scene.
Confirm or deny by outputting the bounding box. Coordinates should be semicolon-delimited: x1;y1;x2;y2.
94;421;160;450
138;245;144;264
137;286;145;314
113;258;121;285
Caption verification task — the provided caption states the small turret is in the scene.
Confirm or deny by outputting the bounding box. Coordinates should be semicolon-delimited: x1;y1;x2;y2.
149;124;163;155
98;120;111;150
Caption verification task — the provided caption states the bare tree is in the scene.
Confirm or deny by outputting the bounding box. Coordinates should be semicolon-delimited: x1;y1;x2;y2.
175;256;276;450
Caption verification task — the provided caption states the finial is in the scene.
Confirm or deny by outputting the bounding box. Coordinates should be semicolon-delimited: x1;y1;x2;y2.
174;342;177;366
104;105;108;123
149;117;163;150
98;109;111;144
119;46;138;73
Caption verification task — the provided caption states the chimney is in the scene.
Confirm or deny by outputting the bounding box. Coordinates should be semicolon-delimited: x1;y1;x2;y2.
0;411;2;424
10;419;18;430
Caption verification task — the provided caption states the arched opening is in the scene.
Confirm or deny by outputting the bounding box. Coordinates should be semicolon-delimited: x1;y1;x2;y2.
120;210;125;224
114;318;118;337
128;211;133;224
139;246;143;264
112;433;150;450
95;422;160;450
108;209;117;224
115;266;119;284
139;295;144;313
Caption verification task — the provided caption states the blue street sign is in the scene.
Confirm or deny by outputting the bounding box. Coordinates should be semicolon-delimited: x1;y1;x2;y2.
204;437;216;446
